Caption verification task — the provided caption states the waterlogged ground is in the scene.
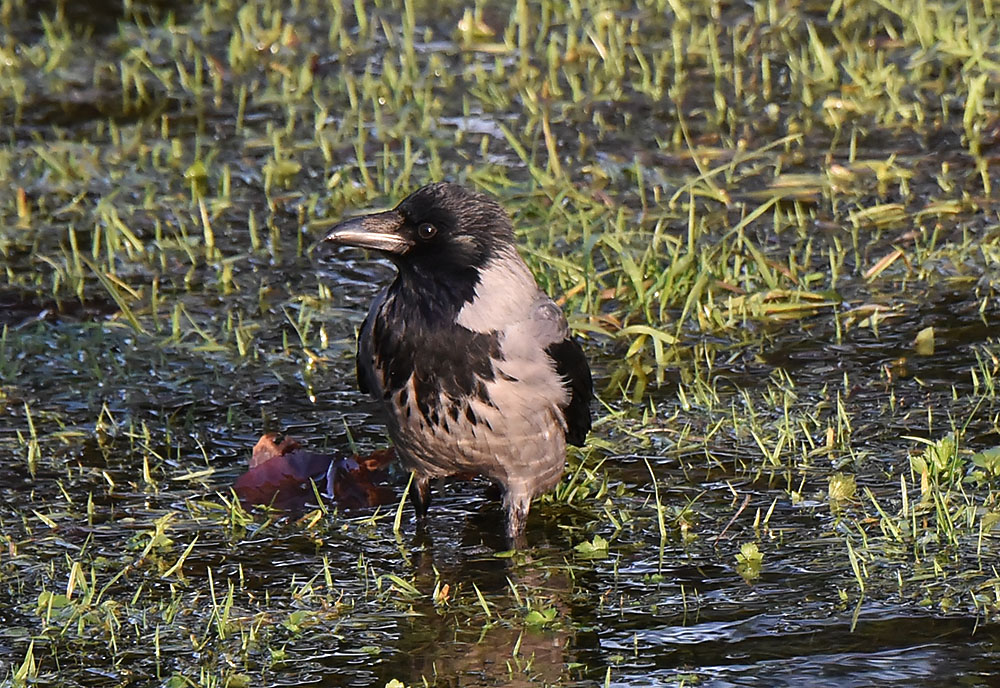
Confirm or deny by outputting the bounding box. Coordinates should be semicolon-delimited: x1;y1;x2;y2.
2;0;1000;686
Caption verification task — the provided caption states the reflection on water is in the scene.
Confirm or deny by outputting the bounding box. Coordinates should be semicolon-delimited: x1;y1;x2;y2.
3;272;999;687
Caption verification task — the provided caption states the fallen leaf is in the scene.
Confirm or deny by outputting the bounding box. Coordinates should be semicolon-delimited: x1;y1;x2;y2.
234;434;398;511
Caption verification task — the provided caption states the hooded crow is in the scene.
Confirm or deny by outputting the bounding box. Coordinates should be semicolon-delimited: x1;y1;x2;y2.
325;182;593;543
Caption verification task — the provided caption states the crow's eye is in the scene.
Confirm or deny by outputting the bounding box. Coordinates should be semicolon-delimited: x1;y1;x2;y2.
417;222;437;240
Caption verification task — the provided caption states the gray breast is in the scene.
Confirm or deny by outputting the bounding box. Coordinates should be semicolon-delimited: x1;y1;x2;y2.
379;303;571;498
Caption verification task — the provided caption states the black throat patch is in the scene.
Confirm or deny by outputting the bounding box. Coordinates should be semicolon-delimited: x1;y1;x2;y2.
371;286;502;424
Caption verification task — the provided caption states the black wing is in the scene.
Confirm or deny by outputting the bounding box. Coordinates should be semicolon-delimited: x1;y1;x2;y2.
546;337;593;446
356;288;387;397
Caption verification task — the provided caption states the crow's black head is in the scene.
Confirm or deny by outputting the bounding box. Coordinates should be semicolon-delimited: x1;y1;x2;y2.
325;183;515;278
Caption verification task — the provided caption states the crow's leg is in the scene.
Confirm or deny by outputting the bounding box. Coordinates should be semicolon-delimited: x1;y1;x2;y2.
504;490;531;548
410;474;432;519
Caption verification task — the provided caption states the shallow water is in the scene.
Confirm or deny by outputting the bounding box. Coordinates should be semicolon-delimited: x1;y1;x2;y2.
4;290;998;686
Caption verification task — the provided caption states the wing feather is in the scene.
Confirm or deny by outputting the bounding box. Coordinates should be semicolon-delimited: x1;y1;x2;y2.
356;288;387;397
545;337;593;446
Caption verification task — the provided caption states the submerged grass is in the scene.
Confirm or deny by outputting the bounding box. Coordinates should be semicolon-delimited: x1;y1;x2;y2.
1;0;1000;685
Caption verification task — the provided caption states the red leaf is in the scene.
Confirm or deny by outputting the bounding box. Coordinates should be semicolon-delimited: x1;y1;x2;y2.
234;435;398;511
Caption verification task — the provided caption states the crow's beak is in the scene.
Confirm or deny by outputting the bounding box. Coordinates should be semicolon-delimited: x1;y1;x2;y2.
324;210;412;255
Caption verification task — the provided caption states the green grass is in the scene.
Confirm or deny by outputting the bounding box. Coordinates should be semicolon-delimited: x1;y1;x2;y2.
1;0;1000;685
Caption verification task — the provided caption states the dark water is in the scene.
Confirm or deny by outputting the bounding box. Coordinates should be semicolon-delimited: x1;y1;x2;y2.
4;271;999;686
